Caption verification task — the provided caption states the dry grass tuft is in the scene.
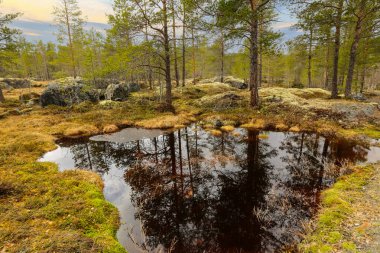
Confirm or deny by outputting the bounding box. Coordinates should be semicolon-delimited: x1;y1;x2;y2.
258;134;269;139
136;113;195;129
241;119;267;129
103;124;119;134
221;125;235;132
289;125;301;132
275;123;289;131
63;124;99;138
209;129;223;136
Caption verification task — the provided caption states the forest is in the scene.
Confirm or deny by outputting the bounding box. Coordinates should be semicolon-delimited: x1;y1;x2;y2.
0;0;380;252
1;0;379;106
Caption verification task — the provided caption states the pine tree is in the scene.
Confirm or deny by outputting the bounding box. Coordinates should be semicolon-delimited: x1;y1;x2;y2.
0;0;20;102
53;0;85;78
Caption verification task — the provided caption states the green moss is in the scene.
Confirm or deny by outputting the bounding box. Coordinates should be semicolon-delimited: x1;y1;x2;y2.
0;142;125;252
342;241;357;252
327;231;342;243
355;125;380;139
299;165;374;252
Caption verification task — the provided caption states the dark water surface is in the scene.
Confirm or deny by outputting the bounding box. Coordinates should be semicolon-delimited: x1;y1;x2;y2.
40;126;380;253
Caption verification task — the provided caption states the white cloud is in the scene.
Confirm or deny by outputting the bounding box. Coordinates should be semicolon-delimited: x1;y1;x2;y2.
24;31;41;36
1;0;112;23
272;22;296;30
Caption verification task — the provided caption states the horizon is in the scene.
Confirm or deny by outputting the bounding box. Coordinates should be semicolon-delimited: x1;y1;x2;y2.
2;0;299;44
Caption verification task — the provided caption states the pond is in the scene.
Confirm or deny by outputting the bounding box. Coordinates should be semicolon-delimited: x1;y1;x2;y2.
40;125;380;253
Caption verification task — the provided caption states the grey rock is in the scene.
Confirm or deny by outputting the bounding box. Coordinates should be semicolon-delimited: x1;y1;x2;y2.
0;82;10;89
127;83;141;92
40;84;100;107
224;78;248;89
352;93;367;101
0;78;31;89
215;120;223;128
105;84;129;101
93;78;120;89
40;85;67;107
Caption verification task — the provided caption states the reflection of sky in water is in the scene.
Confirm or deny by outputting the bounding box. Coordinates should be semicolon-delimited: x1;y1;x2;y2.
39;127;380;253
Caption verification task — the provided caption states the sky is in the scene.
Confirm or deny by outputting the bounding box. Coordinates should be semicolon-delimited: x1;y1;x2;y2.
2;0;299;43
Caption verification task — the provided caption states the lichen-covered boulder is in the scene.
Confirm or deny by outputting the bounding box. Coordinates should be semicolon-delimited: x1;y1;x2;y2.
199;92;245;111
40;84;100;107
127;83;141;92
224;77;248;89
352;93;367;101
0;82;10;89
40;85;67;107
105;84;129;101
0;78;31;89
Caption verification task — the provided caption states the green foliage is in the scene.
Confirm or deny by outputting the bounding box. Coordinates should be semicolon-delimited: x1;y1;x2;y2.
0;1;21;76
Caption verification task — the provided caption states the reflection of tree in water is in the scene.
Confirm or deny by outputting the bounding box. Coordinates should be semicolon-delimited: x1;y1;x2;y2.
280;133;369;191
214;130;277;252
125;129;218;252
273;133;370;245
124;129;280;252
63;141;143;174
60;128;372;253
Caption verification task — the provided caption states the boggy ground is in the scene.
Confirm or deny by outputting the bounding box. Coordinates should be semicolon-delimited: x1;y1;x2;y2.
0;82;379;252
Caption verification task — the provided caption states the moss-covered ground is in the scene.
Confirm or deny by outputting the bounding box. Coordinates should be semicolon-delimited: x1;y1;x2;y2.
0;83;379;252
298;164;380;253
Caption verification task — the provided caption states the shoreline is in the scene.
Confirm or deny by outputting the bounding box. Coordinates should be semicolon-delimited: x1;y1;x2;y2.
1;85;379;252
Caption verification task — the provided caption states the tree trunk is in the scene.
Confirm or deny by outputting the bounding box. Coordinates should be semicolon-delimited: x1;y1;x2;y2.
163;0;173;110
308;27;313;88
345;17;363;98
182;2;186;87
171;0;180;87
258;21;263;87
324;32;331;89
191;25;196;84
331;0;343;98
0;88;5;102
360;65;366;93
144;20;153;90
220;33;225;83
249;0;259;107
259;51;262;87
64;0;77;78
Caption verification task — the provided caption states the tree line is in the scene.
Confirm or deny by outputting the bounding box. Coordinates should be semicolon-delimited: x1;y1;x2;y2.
0;0;379;109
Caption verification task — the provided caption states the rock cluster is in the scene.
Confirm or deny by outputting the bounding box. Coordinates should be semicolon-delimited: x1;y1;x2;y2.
40;79;141;107
223;76;248;89
197;76;248;90
0;78;31;89
105;84;129;101
40;84;100;107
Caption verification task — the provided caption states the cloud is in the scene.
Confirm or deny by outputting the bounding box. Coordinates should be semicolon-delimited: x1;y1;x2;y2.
1;0;112;23
23;31;41;37
272;22;296;30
